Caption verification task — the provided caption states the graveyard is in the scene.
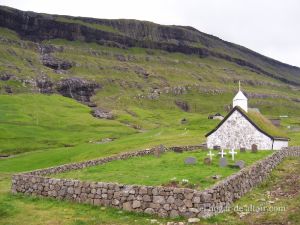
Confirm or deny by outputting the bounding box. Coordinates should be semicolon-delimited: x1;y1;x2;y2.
52;149;273;190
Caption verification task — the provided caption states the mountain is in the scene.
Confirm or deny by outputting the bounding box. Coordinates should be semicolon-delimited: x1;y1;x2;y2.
0;5;300;157
1;5;300;85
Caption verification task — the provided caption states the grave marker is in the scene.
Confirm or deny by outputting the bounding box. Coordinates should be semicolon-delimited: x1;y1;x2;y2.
213;145;221;151
229;148;237;161
219;157;228;167
185;157;197;165
251;144;258;153
240;147;246;153
204;157;211;165
218;149;227;158
235;160;245;169
207;150;215;161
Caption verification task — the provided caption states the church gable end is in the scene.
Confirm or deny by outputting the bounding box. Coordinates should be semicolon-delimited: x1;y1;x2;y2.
206;107;273;150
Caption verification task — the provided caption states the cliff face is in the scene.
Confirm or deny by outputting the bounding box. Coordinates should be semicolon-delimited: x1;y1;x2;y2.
0;5;300;85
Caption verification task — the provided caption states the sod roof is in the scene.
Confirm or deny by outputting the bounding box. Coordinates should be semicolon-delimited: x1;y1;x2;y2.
205;106;289;140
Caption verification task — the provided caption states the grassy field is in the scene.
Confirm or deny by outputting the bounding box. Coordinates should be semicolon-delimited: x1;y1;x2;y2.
53;150;273;189
0;94;136;155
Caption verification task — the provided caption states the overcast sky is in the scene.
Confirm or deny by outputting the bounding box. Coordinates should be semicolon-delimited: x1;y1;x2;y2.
1;0;299;67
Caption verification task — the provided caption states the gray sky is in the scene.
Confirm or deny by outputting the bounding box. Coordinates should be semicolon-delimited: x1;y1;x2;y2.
1;0;299;67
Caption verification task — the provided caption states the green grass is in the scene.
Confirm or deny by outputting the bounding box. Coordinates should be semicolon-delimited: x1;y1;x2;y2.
55;17;121;34
244;108;288;138
53;150;273;189
0;94;136;155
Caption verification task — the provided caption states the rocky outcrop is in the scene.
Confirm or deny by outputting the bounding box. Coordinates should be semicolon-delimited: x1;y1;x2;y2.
38;43;72;71
0;72;15;81
91;108;114;119
36;75;53;93
1;6;300;86
175;100;190;112
42;54;73;70
56;78;100;102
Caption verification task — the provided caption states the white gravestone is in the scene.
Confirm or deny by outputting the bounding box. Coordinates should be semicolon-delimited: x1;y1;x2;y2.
207;150;215;161
229;148;237;161
218;149;227;158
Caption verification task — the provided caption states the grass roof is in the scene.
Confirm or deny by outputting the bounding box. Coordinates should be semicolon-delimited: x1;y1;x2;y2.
246;110;288;139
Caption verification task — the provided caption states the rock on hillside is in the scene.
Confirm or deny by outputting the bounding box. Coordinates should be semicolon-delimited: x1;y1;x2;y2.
56;78;100;102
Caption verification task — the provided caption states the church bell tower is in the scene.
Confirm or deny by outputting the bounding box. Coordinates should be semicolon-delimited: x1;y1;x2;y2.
233;81;248;112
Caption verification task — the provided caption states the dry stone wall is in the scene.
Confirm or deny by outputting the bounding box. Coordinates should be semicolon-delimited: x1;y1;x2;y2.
11;146;300;218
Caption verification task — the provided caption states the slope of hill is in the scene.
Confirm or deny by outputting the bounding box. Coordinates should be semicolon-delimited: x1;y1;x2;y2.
0;5;300;85
0;5;300;156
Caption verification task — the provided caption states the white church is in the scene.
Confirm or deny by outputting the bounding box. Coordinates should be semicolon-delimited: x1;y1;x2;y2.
205;84;289;150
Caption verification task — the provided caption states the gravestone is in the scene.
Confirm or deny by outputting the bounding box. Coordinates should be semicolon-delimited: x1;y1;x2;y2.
213;145;221;151
203;157;211;165
240;147;246;153
219;157;228;167
235;160;245;169
251;144;258;153
185;157;197;165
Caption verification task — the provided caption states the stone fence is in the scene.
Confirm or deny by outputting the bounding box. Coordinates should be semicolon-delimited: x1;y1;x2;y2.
11;146;300;218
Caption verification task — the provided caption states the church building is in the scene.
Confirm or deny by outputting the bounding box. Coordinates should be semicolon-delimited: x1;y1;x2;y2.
205;84;289;150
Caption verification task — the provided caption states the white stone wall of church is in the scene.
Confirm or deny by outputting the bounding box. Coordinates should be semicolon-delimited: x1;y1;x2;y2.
273;140;288;150
207;110;273;150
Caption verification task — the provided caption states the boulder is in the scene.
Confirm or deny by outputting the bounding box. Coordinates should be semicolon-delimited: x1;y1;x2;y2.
56;77;100;102
91;108;114;119
42;54;73;70
36;75;53;93
175;100;189;112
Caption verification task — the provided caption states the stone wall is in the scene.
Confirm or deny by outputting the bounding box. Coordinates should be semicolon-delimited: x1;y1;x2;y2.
11;146;300;218
207;110;273;150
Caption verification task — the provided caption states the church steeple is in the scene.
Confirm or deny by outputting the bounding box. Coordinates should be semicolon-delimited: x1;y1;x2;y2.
233;81;248;112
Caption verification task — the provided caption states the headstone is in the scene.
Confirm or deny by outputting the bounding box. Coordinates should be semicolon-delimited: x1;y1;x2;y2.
185;157;197;165
218;149;227;158
240;147;246;153
213;145;221;151
229;148;237;161
219;157;228;167
207;150;215;161
251;144;258;153
203;157;211;165
235;160;245;169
